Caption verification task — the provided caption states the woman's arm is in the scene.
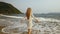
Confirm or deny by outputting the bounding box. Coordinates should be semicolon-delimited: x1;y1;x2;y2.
20;17;27;23
31;15;40;23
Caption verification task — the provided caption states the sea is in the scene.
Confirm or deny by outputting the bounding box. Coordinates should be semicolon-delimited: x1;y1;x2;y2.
0;14;60;34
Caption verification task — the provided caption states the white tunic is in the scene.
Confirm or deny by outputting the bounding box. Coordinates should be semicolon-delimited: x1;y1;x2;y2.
27;16;32;29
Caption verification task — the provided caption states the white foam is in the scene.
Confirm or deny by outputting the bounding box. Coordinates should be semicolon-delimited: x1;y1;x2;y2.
36;17;60;22
0;14;23;18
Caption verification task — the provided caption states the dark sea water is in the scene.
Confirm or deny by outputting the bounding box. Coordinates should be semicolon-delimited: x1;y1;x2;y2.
0;14;60;34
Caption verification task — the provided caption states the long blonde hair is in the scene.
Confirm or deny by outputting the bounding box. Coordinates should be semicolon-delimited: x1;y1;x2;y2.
26;8;32;20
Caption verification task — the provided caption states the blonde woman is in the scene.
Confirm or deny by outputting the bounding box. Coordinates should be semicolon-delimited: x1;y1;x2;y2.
25;8;40;34
21;8;40;34
26;8;32;34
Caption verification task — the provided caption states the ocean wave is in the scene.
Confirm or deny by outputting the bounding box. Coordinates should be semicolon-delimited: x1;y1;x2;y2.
36;17;60;22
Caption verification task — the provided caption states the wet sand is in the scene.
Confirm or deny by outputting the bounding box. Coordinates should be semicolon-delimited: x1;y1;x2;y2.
0;26;7;34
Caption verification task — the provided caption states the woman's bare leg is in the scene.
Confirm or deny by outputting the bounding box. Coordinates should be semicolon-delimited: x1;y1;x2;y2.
28;29;32;34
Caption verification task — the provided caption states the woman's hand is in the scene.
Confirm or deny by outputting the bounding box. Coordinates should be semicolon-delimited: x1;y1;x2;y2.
34;18;40;23
20;17;27;23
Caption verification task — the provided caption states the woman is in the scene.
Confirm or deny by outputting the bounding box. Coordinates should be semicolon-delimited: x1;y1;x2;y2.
26;8;40;34
26;8;32;34
20;8;40;34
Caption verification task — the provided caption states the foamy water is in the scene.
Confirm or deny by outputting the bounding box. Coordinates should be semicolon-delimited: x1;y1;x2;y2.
0;15;60;34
